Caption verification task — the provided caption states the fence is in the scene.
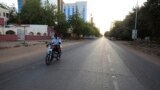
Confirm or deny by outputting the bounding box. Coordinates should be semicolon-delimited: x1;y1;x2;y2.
25;35;51;40
0;35;18;41
0;35;51;41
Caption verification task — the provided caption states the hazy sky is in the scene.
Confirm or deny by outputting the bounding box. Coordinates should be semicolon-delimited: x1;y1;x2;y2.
1;0;147;34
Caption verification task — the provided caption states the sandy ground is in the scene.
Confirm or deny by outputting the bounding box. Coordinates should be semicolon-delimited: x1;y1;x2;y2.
114;40;160;65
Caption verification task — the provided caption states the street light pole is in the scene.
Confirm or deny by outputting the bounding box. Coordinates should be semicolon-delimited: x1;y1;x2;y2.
3;18;5;35
24;26;26;44
135;0;138;30
132;0;138;40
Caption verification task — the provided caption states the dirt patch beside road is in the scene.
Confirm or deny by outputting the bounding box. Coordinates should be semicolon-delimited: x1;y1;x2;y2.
0;40;50;49
125;41;160;57
114;40;160;65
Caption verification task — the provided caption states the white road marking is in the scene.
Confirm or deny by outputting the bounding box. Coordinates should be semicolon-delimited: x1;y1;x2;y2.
108;54;119;90
112;76;119;90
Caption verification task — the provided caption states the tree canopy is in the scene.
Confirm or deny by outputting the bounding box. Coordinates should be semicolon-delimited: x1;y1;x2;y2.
105;0;160;42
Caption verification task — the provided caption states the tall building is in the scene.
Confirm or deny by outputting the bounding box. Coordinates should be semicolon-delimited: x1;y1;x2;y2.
90;14;93;24
58;0;63;12
18;0;26;13
63;1;87;21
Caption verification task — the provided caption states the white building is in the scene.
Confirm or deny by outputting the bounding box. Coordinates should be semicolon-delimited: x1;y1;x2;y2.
0;7;9;34
3;25;48;40
63;1;87;21
0;7;9;22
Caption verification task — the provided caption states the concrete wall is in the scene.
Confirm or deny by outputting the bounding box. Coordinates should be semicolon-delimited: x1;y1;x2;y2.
25;35;50;40
0;35;51;41
26;25;48;36
0;35;18;41
2;24;48;35
0;25;51;41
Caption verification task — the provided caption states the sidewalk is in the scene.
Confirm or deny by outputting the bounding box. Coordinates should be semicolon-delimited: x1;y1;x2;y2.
112;40;160;57
0;39;78;49
0;40;50;49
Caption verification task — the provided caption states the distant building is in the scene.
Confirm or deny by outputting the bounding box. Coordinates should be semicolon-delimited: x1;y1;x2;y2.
17;0;26;13
0;7;9;23
90;14;93;24
63;1;87;21
0;7;9;34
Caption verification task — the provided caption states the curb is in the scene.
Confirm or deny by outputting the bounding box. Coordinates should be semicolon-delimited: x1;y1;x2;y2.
0;39;80;50
0;41;49;50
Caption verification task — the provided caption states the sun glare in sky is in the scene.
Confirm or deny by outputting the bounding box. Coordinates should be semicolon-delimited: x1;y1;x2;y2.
87;0;147;34
63;0;147;34
1;0;147;34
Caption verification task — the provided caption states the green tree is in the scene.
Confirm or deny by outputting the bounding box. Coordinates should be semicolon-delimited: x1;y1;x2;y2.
81;22;92;36
42;0;57;26
145;0;160;41
137;6;151;39
104;31;110;37
7;6;18;24
68;13;84;38
54;12;70;37
19;0;57;26
20;0;43;24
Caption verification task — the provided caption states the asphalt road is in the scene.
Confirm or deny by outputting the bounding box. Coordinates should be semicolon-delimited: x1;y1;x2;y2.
0;37;160;90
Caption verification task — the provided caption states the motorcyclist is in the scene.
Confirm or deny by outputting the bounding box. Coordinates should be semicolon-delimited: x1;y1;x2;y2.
51;34;62;57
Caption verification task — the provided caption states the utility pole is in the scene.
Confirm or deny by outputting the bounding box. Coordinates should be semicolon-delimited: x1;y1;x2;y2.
132;0;138;40
3;18;5;35
135;0;138;31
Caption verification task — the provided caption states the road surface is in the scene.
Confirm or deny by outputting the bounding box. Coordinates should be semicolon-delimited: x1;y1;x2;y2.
0;38;160;90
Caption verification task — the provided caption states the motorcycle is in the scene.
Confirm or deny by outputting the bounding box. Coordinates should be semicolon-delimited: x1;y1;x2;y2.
45;43;61;65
